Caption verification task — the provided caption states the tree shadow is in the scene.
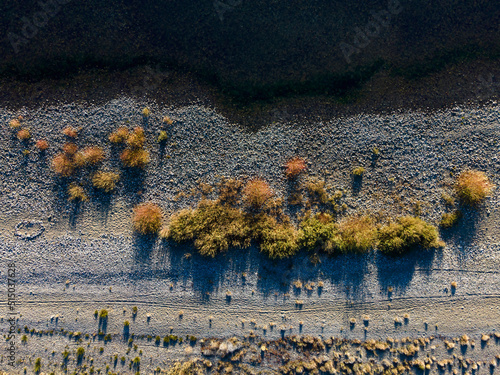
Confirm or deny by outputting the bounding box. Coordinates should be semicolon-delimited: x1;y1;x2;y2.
439;206;481;266
130;233;156;275
121;168;146;204
351;175;363;196
376;247;437;295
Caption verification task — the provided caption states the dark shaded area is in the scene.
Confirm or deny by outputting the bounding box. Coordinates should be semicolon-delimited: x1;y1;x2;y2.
0;0;498;127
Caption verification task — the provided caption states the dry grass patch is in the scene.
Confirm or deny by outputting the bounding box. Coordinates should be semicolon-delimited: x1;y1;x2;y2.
9;118;21;129
285;157;306;178
63;142;78;155
80;146;105;165
126;127;146;148
62;126;78;138
52;154;75;177
17;128;31;140
120;148;150;168
109;127;129;144
243;179;273;209
132;202;163;234
440;211;461;228
68;184;88;202
92;171;120;192
35;140;49;151
456;170;493;205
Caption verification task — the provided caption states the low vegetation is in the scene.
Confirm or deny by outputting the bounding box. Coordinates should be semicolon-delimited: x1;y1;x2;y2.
68;184;88;202
243;179;273;209
456;170;494;205
119;127;150;168
352;166;365;176
285;157;307;178
440;210;462;228
92;171;120;192
62;126;78;138
17;128;31;140
35;139;49;151
132;202;163;234
109;127;129;143
377;216;444;255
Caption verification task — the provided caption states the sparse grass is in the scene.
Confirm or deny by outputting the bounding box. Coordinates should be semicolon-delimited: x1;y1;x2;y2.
76;347;85;360
62;126;78;138
35;139;49;151
217;178;243;205
120;148;150;168
440;210;462;228
132;202;163;234
99;310;108;319
68;184;88;202
441;193;455;206
378;216;444;255
456;170;494;205
352;166;365;176
109;127;129;143
243;179;273;209
285;157;306;178
92;171;120;192
372;147;380;156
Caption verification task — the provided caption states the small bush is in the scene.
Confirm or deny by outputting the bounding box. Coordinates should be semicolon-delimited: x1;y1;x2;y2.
142;107;151;117
456;170;493;205
440;211;462;228
167;200;251;257
120;148;150;168
337;216;377;253
352;167;365;176
305;178;328;204
285;157;306;178
132;202;163;234
260;223;299;259
68;184;88;202
9;118;21;128
243;179;273;208
76;347;85;360
35;139;49;151
17;128;31;140
63;142;78;155
378;216;444;255
124;320;130;327
126;127;146;149
109;127;129;143
34;358;41;373
217;178;243;205
52;154;75;176
298;213;339;253
157;130;168;143
80;146;105;166
163;116;174;125
62;126;78;138
92;171;120;192
99;310;108;319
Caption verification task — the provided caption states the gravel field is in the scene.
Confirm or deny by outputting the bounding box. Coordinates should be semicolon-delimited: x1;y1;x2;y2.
0;98;499;373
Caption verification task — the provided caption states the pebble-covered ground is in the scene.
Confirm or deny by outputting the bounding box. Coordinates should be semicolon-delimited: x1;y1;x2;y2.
0;98;499;374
